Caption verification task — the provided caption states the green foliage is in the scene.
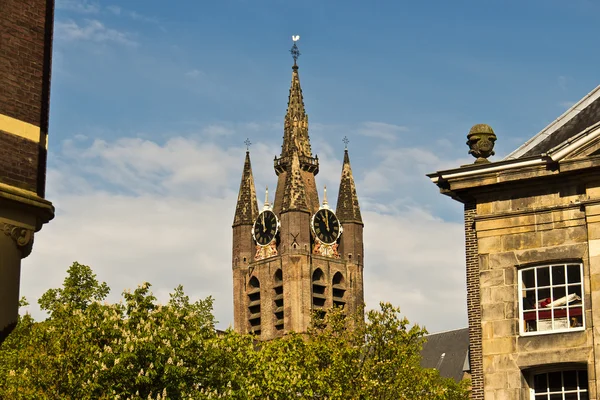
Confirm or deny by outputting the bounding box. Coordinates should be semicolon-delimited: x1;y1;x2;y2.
0;262;470;399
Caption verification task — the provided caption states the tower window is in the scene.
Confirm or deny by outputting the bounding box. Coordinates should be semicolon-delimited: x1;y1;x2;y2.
332;272;346;309
247;276;261;335
312;268;326;308
273;269;284;331
519;263;584;335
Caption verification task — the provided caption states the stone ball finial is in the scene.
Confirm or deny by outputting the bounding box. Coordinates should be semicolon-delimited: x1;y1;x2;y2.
467;123;497;164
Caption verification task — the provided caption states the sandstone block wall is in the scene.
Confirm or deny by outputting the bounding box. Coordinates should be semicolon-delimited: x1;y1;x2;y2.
474;179;600;399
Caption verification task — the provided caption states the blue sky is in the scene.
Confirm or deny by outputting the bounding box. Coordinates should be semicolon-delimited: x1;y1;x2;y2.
22;0;600;332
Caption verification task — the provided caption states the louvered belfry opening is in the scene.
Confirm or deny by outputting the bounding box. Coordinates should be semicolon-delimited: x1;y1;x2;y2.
247;276;261;335
312;268;327;308
332;272;346;309
273;269;284;331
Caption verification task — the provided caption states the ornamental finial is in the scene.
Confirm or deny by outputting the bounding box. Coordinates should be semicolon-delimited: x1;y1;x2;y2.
323;185;328;206
290;35;300;65
466;124;496;164
342;136;349;150
244;138;252;151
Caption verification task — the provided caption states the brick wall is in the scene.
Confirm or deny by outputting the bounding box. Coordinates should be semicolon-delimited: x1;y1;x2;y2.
0;0;53;196
0;131;39;192
465;202;484;399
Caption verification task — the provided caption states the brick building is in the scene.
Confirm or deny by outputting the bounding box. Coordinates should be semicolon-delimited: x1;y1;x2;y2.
429;85;600;399
0;0;55;342
231;42;364;340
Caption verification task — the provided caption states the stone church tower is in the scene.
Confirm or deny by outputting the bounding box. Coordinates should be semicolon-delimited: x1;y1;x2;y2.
232;42;364;340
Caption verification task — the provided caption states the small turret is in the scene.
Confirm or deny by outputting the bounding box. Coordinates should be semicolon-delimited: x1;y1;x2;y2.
336;144;364;266
233;150;259;227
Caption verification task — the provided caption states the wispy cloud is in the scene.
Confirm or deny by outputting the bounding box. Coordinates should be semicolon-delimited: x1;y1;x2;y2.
357;121;408;142
559;101;575;109
107;4;160;24
558;75;570;91
55;19;137;46
185;69;205;79
106;5;121;15
56;0;100;14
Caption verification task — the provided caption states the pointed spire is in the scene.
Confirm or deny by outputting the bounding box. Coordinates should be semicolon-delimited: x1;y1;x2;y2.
280;39;312;160
336;149;363;224
233;151;259;226
323;185;328;207
281;147;309;213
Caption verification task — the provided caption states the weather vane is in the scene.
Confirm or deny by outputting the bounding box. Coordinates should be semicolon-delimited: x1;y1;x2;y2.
244;138;251;151
343;136;349;149
290;35;300;64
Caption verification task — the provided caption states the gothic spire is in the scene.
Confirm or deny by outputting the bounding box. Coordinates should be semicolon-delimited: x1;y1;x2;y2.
281;147;309;213
233;151;259;226
336;149;363;224
281;40;312;160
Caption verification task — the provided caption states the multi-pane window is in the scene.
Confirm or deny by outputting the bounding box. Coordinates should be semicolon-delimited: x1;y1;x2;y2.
519;263;584;335
532;369;588;400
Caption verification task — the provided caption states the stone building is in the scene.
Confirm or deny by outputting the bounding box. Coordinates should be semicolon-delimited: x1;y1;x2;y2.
231;43;364;340
0;0;55;342
428;85;600;399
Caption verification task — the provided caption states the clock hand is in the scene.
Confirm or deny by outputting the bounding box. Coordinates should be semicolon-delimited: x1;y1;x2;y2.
324;210;329;230
262;212;266;232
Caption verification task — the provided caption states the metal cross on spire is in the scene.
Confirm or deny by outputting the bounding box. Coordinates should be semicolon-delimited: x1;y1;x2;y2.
244;138;252;151
343;136;349;149
290;35;301;64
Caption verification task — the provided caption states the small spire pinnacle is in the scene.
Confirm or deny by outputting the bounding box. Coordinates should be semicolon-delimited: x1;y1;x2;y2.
244;138;251;151
281;148;309;213
233;151;259;226
343;136;349;150
263;186;271;210
323;185;328;206
336;148;363;224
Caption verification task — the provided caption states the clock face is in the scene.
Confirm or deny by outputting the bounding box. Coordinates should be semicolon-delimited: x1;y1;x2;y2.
253;210;279;246
312;209;341;245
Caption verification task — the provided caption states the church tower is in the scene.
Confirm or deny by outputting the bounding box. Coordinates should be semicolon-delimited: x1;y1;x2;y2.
232;39;364;340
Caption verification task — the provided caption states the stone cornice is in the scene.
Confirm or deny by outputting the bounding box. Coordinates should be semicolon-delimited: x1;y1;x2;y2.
0;182;54;229
430;154;600;203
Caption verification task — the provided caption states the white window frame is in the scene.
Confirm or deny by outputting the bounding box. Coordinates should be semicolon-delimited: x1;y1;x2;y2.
518;262;585;336
529;368;588;400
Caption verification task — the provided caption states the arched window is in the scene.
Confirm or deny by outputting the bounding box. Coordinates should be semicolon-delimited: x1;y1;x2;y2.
273;269;284;331
332;272;346;309
247;276;261;335
312;268;326;308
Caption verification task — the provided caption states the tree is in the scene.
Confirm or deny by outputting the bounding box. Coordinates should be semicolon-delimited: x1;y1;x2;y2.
0;262;469;399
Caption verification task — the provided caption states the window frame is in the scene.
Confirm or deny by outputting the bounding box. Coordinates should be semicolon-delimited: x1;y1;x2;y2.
518;262;585;336
528;367;589;400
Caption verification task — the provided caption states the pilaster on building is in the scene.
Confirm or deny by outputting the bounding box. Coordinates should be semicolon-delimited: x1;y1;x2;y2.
429;87;600;398
232;43;365;340
0;0;55;343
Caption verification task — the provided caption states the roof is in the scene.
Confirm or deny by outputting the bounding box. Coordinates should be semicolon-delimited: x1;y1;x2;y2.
420;328;469;382
506;85;600;159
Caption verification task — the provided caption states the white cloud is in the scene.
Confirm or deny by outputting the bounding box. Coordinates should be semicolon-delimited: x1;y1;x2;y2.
357;121;408;142
559;101;575;109
56;0;100;14
23;126;468;333
55;19;137;46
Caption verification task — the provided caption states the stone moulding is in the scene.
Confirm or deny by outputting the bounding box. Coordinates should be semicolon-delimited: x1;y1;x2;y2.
1;222;34;258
